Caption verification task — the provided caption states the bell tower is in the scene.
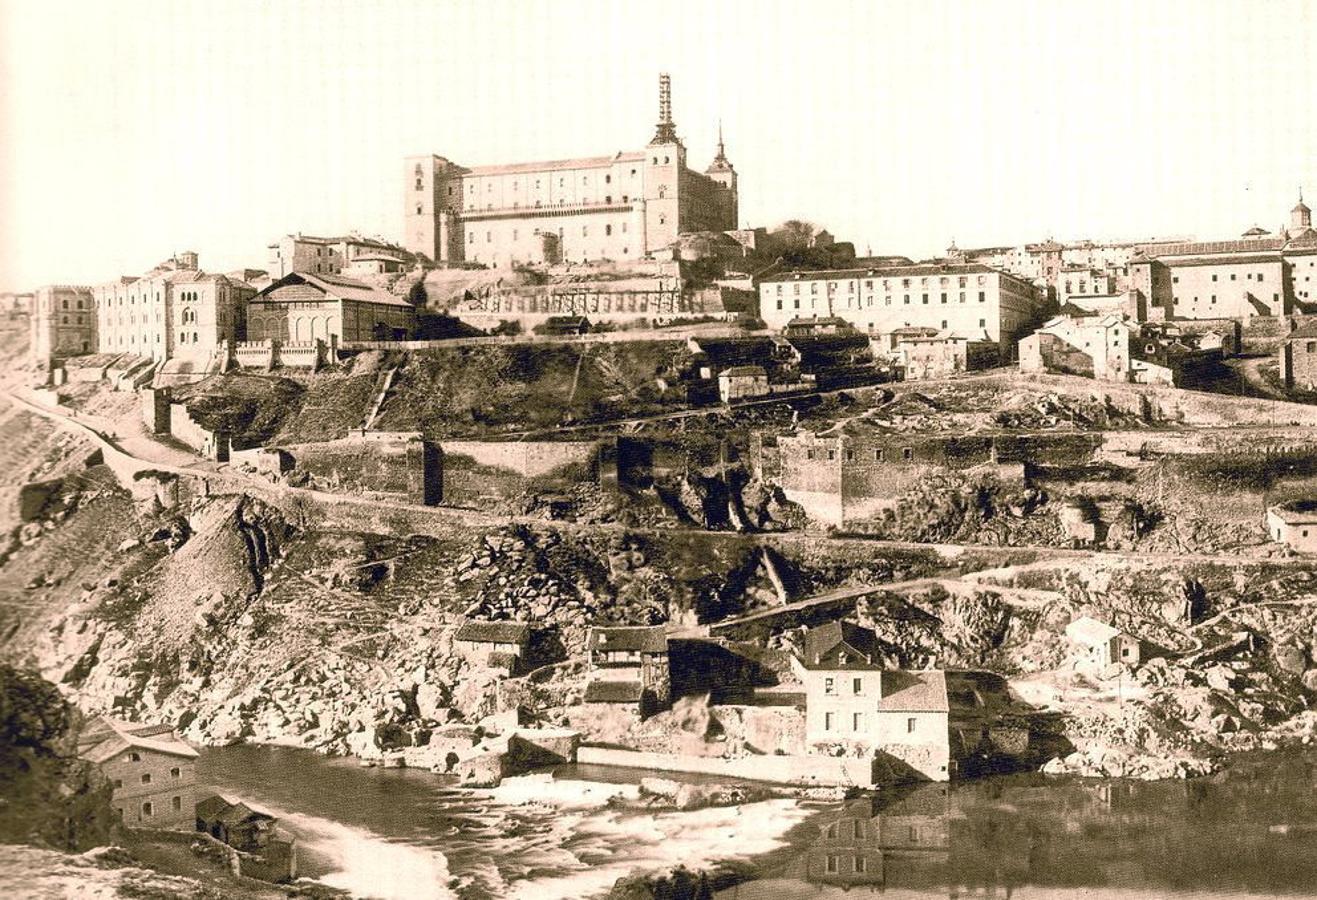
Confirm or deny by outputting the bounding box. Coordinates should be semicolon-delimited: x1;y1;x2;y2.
705;120;738;230
643;73;685;254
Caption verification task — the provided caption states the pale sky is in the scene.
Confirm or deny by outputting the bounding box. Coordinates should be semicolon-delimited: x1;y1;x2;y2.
1;0;1314;290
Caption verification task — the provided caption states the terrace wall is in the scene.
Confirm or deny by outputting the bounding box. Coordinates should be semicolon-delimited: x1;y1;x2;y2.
281;431;440;505
438;440;597;506
169;402;230;461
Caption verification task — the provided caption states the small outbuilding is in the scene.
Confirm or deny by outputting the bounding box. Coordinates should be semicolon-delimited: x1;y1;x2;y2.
717;364;770;402
1065;616;1141;667
1266;501;1317;552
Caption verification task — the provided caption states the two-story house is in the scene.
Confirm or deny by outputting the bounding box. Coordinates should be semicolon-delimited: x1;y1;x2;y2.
585;624;671;715
77;716;199;830
792;621;952;781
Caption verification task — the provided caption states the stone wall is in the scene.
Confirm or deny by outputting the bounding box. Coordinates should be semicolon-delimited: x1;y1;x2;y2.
169;403;230;461
438;440;597;506
281;431;440;505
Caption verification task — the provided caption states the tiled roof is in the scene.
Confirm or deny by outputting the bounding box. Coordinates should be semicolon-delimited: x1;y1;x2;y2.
253;272;413;308
1269;500;1317;524
455;620;531;645
877;670;949;713
760;262;1006;284
587;625;668;653
464;151;646;177
196;795;231;820
1143;237;1286;258
800;621;882;670
584;680;645;703
77;716;197;764
721;365;767;377
1283;322;1317;340
1286;229;1317;250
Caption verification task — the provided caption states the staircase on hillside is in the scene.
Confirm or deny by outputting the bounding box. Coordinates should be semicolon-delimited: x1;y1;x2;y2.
360;366;398;431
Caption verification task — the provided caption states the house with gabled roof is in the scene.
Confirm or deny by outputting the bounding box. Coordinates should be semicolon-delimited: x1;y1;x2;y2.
454;620;532;673
792;621;952;781
77;716;199;829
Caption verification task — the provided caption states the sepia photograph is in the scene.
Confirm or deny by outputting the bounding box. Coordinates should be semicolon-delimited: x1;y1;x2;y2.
1;0;1316;897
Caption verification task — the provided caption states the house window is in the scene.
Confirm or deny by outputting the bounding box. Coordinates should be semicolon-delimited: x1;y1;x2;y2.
825;677;836;695
844;449;855;462
141;802;153;817
129;752;141;762
902;447;913;460
852;677;862;694
852;712;863;731
170;767;180;778
826;855;839;874
827;449;836;460
172;796;182;811
807;449;815;460
113;778;123;788
907;717;917;733
874;448;884;461
978;291;986;302
141;773;151;784
825;711;836;731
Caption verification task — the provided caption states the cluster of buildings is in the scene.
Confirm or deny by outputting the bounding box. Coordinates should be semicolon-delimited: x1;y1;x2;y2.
18;63;1317;396
29;243;421;377
75;716;296;881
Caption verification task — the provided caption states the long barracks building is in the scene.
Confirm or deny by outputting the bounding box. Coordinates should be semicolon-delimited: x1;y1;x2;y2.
403;74;737;268
758;262;1039;350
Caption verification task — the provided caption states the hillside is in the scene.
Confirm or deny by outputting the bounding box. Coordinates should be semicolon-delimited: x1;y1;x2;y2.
373;340;695;436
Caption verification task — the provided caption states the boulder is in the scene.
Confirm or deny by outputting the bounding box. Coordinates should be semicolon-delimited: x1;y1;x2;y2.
1205;665;1236;693
1274;644;1308;676
1303;670;1317;694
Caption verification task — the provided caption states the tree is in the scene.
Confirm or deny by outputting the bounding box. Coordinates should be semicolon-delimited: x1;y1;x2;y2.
773;219;818;251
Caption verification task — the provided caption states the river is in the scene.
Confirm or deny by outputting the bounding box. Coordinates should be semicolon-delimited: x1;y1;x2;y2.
198;746;1317;899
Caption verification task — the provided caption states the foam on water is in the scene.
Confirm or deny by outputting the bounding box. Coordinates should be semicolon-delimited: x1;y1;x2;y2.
501;797;814;900
485;773;641;808
228;796;456;900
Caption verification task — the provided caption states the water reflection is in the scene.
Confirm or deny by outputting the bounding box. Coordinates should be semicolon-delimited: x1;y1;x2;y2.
721;751;1317;899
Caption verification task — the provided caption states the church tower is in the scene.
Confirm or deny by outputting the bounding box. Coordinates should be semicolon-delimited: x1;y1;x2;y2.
643;73;685;254
705;121;739;230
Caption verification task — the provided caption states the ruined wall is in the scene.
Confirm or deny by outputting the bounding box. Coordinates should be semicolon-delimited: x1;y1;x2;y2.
282;432;440;505
438;440;597;506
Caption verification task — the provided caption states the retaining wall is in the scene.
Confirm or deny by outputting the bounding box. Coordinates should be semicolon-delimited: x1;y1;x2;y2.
169;403;230;461
281;431;440;505
439;440;597;505
575;745;880;787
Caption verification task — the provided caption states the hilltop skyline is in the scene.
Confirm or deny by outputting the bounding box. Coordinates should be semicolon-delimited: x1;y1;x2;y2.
1;0;1314;288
